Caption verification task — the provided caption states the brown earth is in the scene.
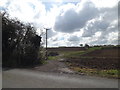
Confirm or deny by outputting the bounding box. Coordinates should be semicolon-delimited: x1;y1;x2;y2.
83;48;119;57
47;47;86;52
66;57;119;70
65;48;119;70
32;47;119;76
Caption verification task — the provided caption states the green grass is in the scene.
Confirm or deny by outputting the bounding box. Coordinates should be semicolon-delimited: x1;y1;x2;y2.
63;47;102;59
71;67;119;78
63;51;85;58
48;56;60;60
99;70;119;77
88;47;102;51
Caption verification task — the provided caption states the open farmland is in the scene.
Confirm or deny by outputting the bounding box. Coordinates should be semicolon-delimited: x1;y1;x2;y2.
48;46;120;78
47;47;86;52
64;47;119;70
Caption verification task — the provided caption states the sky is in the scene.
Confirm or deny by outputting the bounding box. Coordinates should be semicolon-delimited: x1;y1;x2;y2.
0;0;119;47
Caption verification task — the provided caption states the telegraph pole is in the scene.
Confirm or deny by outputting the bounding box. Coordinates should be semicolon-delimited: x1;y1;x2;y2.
45;28;50;60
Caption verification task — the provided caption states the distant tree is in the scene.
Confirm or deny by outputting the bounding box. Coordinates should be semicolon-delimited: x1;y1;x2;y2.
84;44;89;49
80;44;83;47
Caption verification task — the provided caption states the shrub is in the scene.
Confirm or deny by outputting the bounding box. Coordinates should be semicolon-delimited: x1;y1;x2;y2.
2;12;42;67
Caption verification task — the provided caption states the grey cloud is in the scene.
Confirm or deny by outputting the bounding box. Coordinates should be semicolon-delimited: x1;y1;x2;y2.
47;30;57;38
54;9;79;33
51;37;58;41
53;2;118;46
111;39;118;45
68;35;80;41
54;2;118;45
82;29;93;37
53;1;118;45
89;39;108;45
82;20;110;37
89;27;118;45
89;31;109;45
89;32;118;45
54;1;99;33
100;5;118;21
82;5;118;38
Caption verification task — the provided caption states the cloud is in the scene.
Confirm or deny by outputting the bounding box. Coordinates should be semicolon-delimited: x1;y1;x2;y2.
89;31;118;45
47;30;57;38
68;35;80;41
82;18;110;37
81;4;118;45
52;1;118;46
1;0;46;24
54;1;99;33
91;0;118;8
0;0;118;46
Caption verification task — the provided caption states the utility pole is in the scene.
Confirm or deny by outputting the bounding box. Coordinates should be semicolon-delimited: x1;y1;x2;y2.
45;28;50;60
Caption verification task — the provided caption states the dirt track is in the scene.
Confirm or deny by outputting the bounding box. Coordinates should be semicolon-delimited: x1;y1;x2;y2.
32;58;75;74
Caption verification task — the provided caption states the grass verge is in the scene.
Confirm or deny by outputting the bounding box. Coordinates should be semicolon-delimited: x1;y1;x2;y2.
70;67;119;78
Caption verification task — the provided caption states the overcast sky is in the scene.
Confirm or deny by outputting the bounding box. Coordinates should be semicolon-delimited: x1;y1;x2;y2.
0;0;119;47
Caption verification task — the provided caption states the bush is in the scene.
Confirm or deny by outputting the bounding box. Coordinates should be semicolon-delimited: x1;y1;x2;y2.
2;12;42;67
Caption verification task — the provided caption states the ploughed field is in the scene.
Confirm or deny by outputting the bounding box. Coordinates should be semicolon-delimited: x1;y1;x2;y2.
48;46;119;78
63;47;119;70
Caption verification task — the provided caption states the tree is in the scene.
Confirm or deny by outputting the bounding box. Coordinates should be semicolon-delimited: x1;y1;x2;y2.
84;44;89;49
2;12;42;67
80;44;83;47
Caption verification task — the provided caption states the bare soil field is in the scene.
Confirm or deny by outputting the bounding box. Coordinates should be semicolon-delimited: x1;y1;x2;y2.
47;47;86;52
67;57;119;70
83;48;119;57
34;46;119;78
65;47;119;70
